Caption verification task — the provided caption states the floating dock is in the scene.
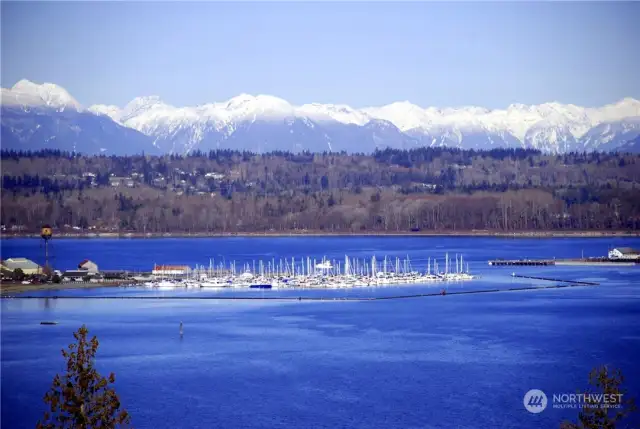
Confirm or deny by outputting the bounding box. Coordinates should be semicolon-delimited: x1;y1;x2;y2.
489;258;638;267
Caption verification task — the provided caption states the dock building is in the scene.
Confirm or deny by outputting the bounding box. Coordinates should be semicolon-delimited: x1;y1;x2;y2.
78;259;99;274
152;265;190;276
1;258;42;275
608;248;640;260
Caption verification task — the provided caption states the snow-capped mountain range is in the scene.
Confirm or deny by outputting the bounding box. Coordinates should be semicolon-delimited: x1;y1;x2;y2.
2;79;640;155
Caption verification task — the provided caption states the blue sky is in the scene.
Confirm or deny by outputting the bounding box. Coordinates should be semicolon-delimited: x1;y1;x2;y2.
2;1;639;109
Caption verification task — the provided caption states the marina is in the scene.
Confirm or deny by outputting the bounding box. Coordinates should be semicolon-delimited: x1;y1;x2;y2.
142;253;478;290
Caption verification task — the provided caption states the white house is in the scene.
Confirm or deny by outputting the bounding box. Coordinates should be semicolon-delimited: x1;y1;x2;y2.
78;259;99;274
608;247;640;260
204;172;225;180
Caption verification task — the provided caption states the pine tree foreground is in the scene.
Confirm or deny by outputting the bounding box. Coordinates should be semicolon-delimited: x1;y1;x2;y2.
561;365;637;429
37;325;131;428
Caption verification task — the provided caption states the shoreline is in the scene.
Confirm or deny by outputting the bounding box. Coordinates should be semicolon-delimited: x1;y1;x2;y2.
0;281;130;297
2;230;639;239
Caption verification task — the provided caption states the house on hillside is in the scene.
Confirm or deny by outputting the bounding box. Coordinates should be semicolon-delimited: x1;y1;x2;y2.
78;259;99;274
109;177;135;188
608;247;640;260
205;172;225;180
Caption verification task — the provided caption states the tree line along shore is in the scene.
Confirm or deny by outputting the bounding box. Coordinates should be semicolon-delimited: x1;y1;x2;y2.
2;230;639;239
2;147;639;234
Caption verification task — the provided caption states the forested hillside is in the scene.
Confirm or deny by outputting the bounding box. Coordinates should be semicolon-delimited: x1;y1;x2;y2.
2;148;639;234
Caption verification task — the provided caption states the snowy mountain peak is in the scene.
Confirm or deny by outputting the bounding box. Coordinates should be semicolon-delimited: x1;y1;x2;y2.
610;97;640;113
614;97;640;107
362;101;432;132
390;100;421;108
117;96;168;121
3;79;82;111
123;95;166;111
223;93;293;119
88;104;123;122
11;79;38;91
3;78;640;154
508;103;529;111
298;102;371;125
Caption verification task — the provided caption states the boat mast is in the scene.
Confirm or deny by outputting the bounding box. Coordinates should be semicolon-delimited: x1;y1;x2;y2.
445;252;449;275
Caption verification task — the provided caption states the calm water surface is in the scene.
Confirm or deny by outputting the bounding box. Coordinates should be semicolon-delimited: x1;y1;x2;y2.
2;237;640;428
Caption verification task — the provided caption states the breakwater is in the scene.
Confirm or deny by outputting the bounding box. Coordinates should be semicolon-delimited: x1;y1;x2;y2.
3;282;597;302
511;274;599;286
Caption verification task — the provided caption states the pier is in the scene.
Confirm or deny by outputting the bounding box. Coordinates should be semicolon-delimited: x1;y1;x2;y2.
488;259;555;266
489;257;639;267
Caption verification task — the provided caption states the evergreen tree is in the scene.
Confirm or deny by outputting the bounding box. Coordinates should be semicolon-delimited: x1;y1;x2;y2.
37;325;131;428
560;365;636;429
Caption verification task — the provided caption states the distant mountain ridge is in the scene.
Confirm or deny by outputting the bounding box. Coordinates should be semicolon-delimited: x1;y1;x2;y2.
2;79;640;155
1;80;154;154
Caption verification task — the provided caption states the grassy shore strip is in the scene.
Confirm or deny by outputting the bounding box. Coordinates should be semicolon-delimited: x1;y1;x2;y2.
2;230;639;239
0;281;132;297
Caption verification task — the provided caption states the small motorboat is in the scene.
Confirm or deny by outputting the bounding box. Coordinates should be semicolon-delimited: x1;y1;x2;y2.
250;284;272;289
40;321;58;325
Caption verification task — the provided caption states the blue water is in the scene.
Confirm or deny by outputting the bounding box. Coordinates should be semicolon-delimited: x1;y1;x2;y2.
2;237;640;428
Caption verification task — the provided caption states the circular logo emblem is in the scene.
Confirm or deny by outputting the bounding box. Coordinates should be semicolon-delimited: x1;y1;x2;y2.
524;389;548;413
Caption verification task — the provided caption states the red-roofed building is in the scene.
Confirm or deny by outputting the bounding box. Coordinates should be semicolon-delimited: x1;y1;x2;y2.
152;264;190;276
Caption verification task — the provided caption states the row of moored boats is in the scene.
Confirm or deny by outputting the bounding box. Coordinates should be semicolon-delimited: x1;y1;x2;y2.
141;253;478;290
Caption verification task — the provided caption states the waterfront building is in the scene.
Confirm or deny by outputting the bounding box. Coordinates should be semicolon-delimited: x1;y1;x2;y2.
78;259;99;274
152;265;190;276
0;258;42;275
608;247;640;260
61;270;91;282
